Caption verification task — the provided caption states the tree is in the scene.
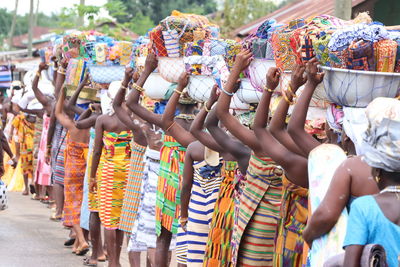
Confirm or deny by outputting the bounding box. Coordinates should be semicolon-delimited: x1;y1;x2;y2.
8;0;19;49
126;12;155;35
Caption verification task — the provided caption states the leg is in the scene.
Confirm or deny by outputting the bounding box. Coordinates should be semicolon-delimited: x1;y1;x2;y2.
155;226;173;267
22;174;29;195
115;229;124;266
147;248;156;267
88;212;104;264
73;224;89;254
105;229;117;267
53;183;64;217
128;251;141;267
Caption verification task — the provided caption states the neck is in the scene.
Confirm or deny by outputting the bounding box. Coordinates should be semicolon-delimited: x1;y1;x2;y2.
177;104;194;114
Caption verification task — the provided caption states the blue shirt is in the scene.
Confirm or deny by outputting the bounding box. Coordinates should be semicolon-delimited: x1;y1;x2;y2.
344;195;400;267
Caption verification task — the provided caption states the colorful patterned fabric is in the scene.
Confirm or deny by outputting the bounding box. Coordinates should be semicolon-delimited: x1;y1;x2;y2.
128;148;166;251
52;124;67;185
33;117;43;173
155;135;186;235
346;40;375;71
80;127;95;230
98;131;132;230
12;114;35;178
203;161;237;267
63;136;88;226
119;142;147;233
273;175;308;267
232;154;283;267
176;160;222;266
35;115;51;186
374;39;397;72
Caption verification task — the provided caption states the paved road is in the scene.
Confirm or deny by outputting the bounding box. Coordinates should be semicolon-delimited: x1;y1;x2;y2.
0;192;129;267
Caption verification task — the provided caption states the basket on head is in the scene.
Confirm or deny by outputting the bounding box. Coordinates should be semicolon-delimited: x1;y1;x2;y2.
247;58;276;92
65;85;100;102
143;72;173;100
88;65;125;84
187;75;216;102
237;78;262;104
158;57;186;83
321;66;400;107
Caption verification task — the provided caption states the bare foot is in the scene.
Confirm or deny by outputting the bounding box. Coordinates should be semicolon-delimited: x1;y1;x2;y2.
22;191;29;196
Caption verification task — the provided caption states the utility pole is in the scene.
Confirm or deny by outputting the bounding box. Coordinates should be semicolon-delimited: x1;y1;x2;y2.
8;0;19;49
334;0;352;20
34;0;40;27
28;0;34;57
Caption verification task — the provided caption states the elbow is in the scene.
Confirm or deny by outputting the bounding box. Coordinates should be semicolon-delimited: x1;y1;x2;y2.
310;209;337;233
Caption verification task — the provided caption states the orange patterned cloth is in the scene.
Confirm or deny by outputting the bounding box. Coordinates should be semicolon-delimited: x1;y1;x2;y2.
63;136;88;226
12;114;35;178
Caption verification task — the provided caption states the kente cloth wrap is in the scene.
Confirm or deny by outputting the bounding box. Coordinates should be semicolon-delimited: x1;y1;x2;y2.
119;142;147;233
374;39;398;72
155;135;186;235
346;40;375;71
314;34;332;66
80;127;95;230
231;154;283;267
328;24;389;52
87;128;100;212
176;160;222;266
98;131;132;230
52;125;67;185
12;114;35;177
271;30;298;71
129;148;171;251
204;161;237;267
34;114;51;186
63;136;88;226
273;175;308;267
361;97;400;172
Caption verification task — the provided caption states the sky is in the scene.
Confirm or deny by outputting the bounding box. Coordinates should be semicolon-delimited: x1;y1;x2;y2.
0;0;108;15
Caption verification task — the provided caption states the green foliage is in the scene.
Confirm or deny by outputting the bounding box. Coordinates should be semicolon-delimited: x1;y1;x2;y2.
125;12;155;36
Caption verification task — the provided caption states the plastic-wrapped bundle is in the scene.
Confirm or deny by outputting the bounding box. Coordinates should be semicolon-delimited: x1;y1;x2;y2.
374;39;397;72
158;57;186;83
187;75;216;102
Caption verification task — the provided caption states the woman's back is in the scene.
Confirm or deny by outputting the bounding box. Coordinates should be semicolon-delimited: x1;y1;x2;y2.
344;195;400;267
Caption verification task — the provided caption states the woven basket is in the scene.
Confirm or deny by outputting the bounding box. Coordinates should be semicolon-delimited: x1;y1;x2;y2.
187;75;215;102
65;85;100;102
237;78;262;104
158;57;185;83
320;66;400;107
143;72;172;100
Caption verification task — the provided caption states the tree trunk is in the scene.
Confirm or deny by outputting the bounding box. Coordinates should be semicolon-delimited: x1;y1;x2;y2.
34;0;40;27
77;0;85;26
8;0;19;49
28;0;34;57
335;0;352;20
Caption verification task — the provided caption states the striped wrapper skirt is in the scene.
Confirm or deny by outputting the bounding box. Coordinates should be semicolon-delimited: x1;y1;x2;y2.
231;154;283;267
52;125;67;185
203;161;238;267
273;175;308;267
176;160;222;266
63;138;88;226
119;142;147;233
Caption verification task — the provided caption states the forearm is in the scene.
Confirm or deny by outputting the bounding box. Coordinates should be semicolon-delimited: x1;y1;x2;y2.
0;131;13;158
47;110;56;146
162;91;180;130
75;116;97;129
76;108;92;122
90;152;101;179
32;72;49;106
54;69;66;99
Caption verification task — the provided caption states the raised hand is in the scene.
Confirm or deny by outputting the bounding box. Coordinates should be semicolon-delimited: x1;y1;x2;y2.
177;72;189;91
38;62;49;71
266;67;281;91
209;84;220;103
306;58;324;86
233;49;253;73
290;64;307;90
123;67;134;86
144;53;158;74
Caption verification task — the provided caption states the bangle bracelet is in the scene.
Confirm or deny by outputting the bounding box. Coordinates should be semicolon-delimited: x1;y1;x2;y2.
180;217;188;224
174;89;183;95
132;83;144;92
263;85;274;93
283;90;295;105
36;71;41;78
89;105;95;112
287;84;296;98
221;87;234;96
204;104;211;113
121;85;128;90
166;121;176;132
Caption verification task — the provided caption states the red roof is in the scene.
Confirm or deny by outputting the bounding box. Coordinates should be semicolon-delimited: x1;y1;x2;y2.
9;26;52;49
232;0;366;37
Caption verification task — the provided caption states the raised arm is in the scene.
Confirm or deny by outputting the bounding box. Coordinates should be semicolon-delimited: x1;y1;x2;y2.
126;53;162;127
89;116;105;193
287;58;324;156
75;105;100;129
0;129;16;167
45;107;57;164
32;62;52;113
51;57;59;87
54;59;68;99
189;85;224;152
253;71;309;188
162;73;196;148
180;144;195;232
216;50;261;154
205;107;251;173
65;73;90;116
269;65;307;157
54;86;75;130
